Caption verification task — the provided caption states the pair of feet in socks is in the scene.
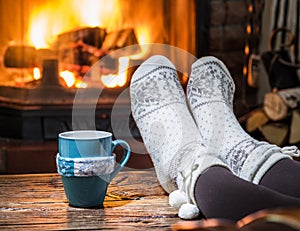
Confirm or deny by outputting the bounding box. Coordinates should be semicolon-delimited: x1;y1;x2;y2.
130;55;300;219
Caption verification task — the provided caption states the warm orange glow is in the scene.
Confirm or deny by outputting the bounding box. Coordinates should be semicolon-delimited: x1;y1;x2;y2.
33;67;41;80
246;25;251;34
28;0;119;48
59;70;88;88
243;65;247;76
60;70;76;87
73;0;119;27
244;44;250;55
135;27;151;44
26;0;153;89
101;57;129;88
29;16;50;49
248;5;253;13
75;81;88;88
27;0;152;62
130;27;151;59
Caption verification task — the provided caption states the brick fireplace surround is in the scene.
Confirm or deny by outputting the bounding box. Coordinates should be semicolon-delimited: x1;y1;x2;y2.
197;0;258;115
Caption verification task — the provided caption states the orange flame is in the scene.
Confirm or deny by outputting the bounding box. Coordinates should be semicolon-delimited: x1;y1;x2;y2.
60;70;76;87
33;67;41;80
27;0;152;88
244;44;250;55
59;70;88;88
246;24;251;34
129;27;151;59
101;57;129;88
28;0;119;48
75;81;88;88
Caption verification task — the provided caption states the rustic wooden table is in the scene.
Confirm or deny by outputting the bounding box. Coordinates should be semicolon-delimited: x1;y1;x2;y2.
2;170;300;231
0;170;181;230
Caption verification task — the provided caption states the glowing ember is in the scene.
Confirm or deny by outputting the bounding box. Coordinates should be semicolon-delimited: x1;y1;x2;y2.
244;44;250;55
33;67;41;80
59;70;88;88
60;70;76;87
75;81;88;88
101;57;129;88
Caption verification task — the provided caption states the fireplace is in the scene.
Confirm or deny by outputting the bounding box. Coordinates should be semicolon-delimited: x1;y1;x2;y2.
0;0;199;173
0;0;198;134
0;0;196;86
0;0;254;173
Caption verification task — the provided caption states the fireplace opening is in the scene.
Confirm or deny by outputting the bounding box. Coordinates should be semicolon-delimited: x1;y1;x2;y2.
0;0;196;134
0;0;197;173
0;0;196;91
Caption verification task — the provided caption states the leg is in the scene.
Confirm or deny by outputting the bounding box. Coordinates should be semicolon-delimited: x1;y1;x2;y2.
195;166;300;222
130;55;229;219
260;158;300;198
130;55;202;193
187;56;297;184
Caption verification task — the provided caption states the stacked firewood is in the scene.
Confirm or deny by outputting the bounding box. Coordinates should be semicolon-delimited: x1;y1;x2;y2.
246;87;300;146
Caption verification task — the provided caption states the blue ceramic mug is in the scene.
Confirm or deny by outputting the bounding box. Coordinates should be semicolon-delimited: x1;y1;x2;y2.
57;130;130;207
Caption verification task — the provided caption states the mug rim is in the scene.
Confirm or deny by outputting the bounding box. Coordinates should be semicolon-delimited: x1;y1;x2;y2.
59;130;112;140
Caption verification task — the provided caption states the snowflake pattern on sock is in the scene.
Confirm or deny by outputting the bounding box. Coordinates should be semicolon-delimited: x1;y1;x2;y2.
188;59;235;108
131;66;185;121
130;55;204;193
187;56;290;182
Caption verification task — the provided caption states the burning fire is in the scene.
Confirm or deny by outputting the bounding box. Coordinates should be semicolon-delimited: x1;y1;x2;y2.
130;27;151;59
27;0;150;89
101;57;129;88
60;70;88;88
28;0;119;49
60;70;76;87
33;67;41;80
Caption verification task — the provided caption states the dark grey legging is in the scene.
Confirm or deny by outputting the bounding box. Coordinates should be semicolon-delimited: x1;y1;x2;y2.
195;158;300;222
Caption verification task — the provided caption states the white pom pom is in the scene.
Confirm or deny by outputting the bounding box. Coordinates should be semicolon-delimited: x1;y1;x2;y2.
178;203;199;220
169;190;188;209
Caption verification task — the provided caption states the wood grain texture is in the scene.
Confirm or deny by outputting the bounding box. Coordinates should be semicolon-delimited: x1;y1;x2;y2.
264;92;288;121
0;171;180;230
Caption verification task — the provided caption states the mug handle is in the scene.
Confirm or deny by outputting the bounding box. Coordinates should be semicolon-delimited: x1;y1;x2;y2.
110;140;131;180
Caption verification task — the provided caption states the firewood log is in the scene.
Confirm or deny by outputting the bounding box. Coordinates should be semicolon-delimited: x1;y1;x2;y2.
264;92;288;121
246;109;269;133
263;87;300;121
259;123;289;146
4;45;36;68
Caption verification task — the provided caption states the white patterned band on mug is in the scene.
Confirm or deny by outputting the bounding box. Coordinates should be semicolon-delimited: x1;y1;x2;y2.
56;153;116;177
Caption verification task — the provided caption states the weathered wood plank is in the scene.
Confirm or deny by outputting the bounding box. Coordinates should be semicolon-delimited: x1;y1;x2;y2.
0;171;180;230
2;171;300;230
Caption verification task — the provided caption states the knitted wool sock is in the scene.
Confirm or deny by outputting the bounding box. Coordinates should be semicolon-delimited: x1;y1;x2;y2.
187;56;299;184
130;55;228;219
